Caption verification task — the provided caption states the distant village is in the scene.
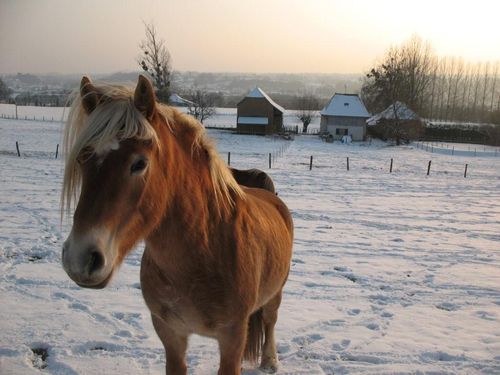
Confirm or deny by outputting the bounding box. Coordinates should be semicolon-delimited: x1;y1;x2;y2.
0;70;499;146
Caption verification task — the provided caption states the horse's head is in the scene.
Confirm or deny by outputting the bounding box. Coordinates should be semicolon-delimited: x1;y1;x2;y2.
62;75;165;289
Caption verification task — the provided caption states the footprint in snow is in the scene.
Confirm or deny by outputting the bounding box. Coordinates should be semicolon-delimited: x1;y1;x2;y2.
111;312;143;330
436;302;460;311
348;309;360;316
381;311;393;318
52;291;75;301
292;333;324;347
332;339;351;351
114;330;132;338
474;310;496;321
366;323;379;331
334;266;349;272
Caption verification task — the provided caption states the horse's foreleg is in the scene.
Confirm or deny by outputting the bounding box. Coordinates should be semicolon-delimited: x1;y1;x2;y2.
151;314;188;375
217;321;247;375
260;291;282;373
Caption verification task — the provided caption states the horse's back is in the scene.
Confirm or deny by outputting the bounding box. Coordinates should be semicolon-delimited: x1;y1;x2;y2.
230;168;276;194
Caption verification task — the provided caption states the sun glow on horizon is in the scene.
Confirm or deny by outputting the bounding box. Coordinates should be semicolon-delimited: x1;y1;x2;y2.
1;0;499;75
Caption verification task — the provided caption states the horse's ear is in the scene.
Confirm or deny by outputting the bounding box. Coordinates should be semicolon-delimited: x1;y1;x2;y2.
134;75;156;119
80;76;99;114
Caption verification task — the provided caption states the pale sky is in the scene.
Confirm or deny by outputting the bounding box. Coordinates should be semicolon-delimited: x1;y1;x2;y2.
1;0;499;75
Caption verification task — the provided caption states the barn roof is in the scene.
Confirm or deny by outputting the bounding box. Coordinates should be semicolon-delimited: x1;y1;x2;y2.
168;93;194;107
320;93;370;118
240;87;285;113
366;102;419;126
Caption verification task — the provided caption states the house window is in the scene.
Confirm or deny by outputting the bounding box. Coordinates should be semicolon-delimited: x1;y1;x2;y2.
336;128;348;135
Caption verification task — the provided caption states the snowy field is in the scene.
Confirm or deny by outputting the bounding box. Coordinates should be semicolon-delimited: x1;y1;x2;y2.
0;103;321;133
1;113;499;374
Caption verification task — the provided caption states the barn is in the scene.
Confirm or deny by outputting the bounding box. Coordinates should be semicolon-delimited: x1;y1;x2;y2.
366;101;424;144
320;93;370;141
236;87;284;135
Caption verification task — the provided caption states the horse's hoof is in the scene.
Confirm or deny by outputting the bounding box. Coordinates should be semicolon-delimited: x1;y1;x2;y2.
259;359;278;373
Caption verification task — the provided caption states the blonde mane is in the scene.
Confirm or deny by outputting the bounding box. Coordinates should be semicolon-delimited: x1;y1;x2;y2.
155;104;245;213
62;82;243;219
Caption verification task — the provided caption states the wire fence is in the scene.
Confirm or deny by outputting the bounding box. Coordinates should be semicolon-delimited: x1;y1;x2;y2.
0;113;64;123
414;141;500;157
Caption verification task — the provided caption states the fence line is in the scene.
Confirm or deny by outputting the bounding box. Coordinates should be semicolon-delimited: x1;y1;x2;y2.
0;113;65;123
414;141;499;157
5;141;494;179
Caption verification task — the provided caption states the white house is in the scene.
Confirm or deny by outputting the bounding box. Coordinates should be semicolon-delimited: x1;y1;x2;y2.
320;93;370;141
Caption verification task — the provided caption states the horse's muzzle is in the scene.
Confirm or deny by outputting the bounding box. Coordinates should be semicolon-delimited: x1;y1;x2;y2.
62;233;114;289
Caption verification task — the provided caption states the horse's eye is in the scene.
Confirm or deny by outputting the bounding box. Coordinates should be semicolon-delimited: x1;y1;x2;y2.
130;157;148;175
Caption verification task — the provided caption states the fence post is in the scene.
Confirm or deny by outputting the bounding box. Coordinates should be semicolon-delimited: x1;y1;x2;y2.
309;155;313;170
16;141;21;157
452;146;454;155
269;153;271;169
390;158;393;173
464;163;468;178
347;157;350;171
227;152;230;166
56;144;59;159
427;160;431;176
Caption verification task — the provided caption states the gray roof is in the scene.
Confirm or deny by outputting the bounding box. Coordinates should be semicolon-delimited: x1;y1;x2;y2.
168;93;194;107
320;93;370;118
242;87;285;113
367;102;419;126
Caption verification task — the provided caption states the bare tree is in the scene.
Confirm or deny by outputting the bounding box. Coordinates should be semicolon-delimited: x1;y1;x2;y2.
489;62;499;112
362;35;434;115
186;90;217;124
480;62;491;121
459;62;472;121
427;62;439;119
138;22;172;103
472;62;482;121
0;78;11;101
295;94;319;133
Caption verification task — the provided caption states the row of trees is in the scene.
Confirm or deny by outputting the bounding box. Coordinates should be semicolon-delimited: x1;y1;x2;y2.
0;79;12;101
361;35;500;125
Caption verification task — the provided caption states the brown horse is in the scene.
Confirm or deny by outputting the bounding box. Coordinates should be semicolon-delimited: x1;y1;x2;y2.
230;168;276;194
61;75;293;375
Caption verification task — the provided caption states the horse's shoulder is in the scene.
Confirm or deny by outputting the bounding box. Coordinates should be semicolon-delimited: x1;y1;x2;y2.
239;187;292;231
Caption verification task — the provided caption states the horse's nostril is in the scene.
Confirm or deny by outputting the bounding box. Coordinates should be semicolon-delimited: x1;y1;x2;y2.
87;248;105;276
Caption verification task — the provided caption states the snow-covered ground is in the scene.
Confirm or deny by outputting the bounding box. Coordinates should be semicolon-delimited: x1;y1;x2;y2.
0;104;320;133
1;113;499;374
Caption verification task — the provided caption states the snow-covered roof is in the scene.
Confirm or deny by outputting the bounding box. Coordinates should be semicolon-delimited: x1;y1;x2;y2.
237;116;268;125
366;102;419;126
242;87;285;113
169;93;194;107
320;93;370;118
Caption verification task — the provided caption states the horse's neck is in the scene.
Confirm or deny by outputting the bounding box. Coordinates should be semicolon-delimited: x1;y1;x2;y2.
145;130;226;269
